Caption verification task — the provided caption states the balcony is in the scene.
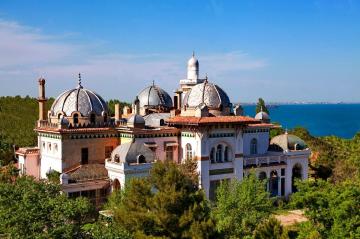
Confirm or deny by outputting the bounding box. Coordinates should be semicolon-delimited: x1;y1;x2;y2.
243;154;286;168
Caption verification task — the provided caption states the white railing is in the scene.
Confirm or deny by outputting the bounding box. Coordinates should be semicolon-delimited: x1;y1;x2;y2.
243;155;286;167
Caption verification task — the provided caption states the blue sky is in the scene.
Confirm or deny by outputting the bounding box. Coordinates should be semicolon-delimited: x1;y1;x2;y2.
0;0;359;103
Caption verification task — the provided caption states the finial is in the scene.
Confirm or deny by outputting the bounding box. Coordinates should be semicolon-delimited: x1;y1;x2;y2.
152;80;155;86
77;73;83;88
192;50;195;57
205;73;208;83
260;105;263;112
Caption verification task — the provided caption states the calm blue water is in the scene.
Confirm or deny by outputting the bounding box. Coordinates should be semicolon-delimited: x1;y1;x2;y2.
243;104;360;139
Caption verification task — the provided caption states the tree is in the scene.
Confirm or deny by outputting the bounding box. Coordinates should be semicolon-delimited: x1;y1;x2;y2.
0;176;95;238
110;161;216;238
256;98;269;114
290;179;360;239
253;217;289;239
213;173;274;238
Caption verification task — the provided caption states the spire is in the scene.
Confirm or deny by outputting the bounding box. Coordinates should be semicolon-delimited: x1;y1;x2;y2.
205;73;208;83
152;80;155;86
260;105;263;112
77;73;83;88
192;50;195;57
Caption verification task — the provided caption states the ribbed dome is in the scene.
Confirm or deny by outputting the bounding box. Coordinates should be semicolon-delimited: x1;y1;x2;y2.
137;84;173;109
183;81;231;109
255;111;270;121
111;142;155;164
50;85;108;117
127;114;145;128
270;133;308;151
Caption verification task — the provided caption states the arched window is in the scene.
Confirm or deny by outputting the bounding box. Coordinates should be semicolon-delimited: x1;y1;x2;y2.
73;113;79;124
210;148;215;163
250;138;257;155
186;144;192;160
90;113;96;124
166;146;173;161
216;145;223;163
137;154;146;164
224;146;229;162
57;113;62;119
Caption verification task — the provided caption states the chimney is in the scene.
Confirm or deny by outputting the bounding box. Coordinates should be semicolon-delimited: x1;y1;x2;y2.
38;78;47;121
134;96;140;115
115;103;121;122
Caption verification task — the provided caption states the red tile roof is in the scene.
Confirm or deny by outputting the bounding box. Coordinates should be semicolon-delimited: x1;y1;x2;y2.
166;115;261;125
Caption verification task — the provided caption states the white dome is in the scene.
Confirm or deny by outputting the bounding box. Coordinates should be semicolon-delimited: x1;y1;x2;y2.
50;84;108;117
188;55;199;67
183;81;231;109
255;111;270;121
137;84;173;109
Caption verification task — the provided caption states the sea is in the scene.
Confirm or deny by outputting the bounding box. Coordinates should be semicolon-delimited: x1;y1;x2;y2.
242;104;360;139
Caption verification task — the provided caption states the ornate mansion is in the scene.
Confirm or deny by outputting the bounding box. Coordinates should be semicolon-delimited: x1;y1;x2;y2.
16;54;310;203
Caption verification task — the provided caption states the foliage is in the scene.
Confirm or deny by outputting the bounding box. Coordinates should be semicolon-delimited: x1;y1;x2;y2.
46;170;61;184
213;173;274;238
290;179;360;239
255;98;269;114
107;99;131;116
82;221;132;239
0;176;96;238
0;96;53;165
0;163;19;183
289;127;360;182
109;161;216;239
253;217;289;239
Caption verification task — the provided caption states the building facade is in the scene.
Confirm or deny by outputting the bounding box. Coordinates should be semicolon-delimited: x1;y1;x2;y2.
16;55;310;204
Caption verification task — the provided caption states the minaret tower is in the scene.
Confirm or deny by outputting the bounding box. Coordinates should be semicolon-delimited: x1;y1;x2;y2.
187;51;199;82
38;78;47;123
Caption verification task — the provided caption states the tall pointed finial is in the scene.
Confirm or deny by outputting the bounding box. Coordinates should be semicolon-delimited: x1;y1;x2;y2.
152;80;155;86
78;73;83;88
205;73;208;83
260;105;263;112
192;50;195;57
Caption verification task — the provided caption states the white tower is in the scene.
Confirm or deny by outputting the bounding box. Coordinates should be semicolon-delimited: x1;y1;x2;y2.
187;52;199;82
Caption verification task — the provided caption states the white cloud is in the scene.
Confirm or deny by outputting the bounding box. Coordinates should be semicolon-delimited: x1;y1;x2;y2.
0;19;267;101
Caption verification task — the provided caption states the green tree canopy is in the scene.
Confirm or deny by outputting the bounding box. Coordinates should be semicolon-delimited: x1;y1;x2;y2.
109;161;216;239
253;217;289;239
290;179;360;239
256;98;269;114
0;176;96;238
213;173;274;238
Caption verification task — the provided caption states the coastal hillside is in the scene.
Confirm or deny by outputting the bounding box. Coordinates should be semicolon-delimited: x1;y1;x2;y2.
0;96;129;165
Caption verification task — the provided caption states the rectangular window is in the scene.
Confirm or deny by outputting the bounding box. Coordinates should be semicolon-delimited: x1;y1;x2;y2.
105;146;113;159
281;168;285;176
166;146;173;161
81;148;89;164
281;178;285;196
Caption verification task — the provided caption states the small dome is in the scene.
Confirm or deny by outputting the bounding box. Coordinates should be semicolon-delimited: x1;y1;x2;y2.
111;142;155;164
51;85;108;117
255;111;270;121
188;55;199;68
137;84;173;110
270;133;308;151
127;114;145;128
183;81;231;109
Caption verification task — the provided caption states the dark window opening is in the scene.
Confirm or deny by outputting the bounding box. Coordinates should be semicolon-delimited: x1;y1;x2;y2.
81;148;89;164
73;113;79;124
90;113;96;124
137;154;146;164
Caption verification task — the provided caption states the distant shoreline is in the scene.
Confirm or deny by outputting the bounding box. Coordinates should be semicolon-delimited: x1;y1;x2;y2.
240;102;360;106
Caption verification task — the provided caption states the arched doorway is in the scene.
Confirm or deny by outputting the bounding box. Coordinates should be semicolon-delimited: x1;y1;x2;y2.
269;170;279;197
292;164;303;192
113;178;121;191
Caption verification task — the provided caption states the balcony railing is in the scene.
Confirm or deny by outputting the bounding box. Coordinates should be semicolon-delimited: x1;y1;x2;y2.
243;155;286;168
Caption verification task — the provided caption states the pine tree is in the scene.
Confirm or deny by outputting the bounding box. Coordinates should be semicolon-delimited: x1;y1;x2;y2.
256;98;269;114
111;161;216;238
